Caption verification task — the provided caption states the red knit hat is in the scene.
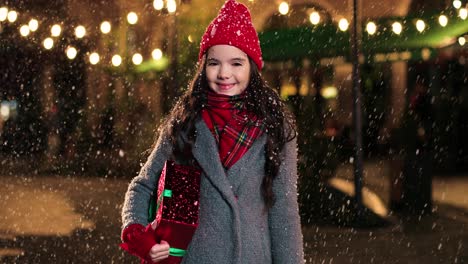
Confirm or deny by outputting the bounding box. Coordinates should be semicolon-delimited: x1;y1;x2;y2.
199;0;263;70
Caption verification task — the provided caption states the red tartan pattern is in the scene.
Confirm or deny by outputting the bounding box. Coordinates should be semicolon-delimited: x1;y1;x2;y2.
201;91;264;169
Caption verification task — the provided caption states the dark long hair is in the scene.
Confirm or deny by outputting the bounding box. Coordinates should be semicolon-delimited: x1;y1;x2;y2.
156;55;296;210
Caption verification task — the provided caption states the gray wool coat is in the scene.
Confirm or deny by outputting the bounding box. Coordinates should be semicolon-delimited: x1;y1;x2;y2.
121;119;305;264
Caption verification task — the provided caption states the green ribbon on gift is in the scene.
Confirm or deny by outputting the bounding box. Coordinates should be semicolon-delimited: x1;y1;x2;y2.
148;189;173;222
169;247;186;257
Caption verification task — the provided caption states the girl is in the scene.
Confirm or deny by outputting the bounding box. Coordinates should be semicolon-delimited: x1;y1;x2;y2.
120;0;304;263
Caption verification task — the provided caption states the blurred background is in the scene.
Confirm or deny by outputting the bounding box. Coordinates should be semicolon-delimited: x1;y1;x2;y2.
0;0;467;263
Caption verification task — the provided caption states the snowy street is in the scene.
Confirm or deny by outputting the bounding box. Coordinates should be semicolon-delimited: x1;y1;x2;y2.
1;162;467;263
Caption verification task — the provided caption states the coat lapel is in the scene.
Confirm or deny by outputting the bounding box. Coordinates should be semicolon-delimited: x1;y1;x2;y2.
193;120;237;205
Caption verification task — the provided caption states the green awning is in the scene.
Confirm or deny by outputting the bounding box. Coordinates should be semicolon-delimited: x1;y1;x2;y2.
259;13;468;62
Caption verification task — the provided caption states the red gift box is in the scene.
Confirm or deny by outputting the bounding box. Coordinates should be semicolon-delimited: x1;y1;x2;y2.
150;160;202;264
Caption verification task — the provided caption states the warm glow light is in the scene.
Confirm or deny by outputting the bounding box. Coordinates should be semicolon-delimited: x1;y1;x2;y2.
366;22;377;35
453;0;462;9
278;2;289;15
152;49;163;60
28;19;39;31
100;21;111;34
188;35;193;43
459;37;466;46
153;0;164;10
338;18;349;31
7;10;17;23
0;103;9;119
43;38;54;50
127;12;138;25
51;24;62;37
112;55;122;66
320;86;338;99
66;46;78;60
19;25;30;37
309;11;320;25
439;15;448;27
416;19;426;32
459;8;467;20
89;52;100;65
132;53;143;65
75;25;86;38
167;0;177;13
392;22;402;34
0;7;8;22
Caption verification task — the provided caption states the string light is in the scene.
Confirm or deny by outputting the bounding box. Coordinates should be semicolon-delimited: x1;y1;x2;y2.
132;53;143;65
89;52;100;65
366;21;377;35
392;22;402;34
75;25;86;38
338;18;349;31
7;10;17;23
167;0;177;13
19;25;30;37
0;7;8;22
112;55;122;67
309;11;320;25
453;0;462;9
416;19;426;32
43;38;54;49
66;46;78;60
459;37;466;46
438;15;448;27
100;21;111;34
28;19;39;31
153;0;164;10
51;24;62;37
278;2;289;15
459;8;467;20
152;49;163;60
127;12;138;25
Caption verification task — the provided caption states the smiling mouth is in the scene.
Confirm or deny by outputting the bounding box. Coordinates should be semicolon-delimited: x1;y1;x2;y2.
217;83;235;90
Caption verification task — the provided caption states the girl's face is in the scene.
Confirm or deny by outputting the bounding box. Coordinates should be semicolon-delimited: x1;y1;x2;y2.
205;45;251;96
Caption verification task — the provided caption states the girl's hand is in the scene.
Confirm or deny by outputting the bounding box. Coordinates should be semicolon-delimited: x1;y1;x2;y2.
148;240;170;263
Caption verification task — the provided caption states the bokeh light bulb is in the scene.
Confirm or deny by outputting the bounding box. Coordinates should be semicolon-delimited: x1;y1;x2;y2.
19;25;30;37
132;53;143;65
366;21;377;35
7;10;17;23
51;24;62;37
459;8;467;20
66;46;78;60
89;52;100;65
112;55;122;67
416;19;425;32
309;11;320;25
152;49;163;60
459;37;466;46
279;2;289;15
392;22;402;34
153;0;164;10
167;0;177;13
0;7;8;22
100;21;111;34
28;19;39;31
338;18;349;31
127;12;138;25
43;38;54;50
453;0;462;9
75;25;86;38
439;15;448;27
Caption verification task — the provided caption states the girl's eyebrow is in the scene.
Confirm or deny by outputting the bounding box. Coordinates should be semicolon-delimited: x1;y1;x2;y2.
207;57;247;62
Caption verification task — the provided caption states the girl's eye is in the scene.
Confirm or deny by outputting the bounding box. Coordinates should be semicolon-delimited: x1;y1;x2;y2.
207;62;218;66
232;62;242;66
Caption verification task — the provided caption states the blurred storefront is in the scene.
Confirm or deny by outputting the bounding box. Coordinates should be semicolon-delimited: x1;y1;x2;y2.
0;0;466;174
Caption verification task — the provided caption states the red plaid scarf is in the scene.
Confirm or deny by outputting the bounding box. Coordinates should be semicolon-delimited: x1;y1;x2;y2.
201;90;265;169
